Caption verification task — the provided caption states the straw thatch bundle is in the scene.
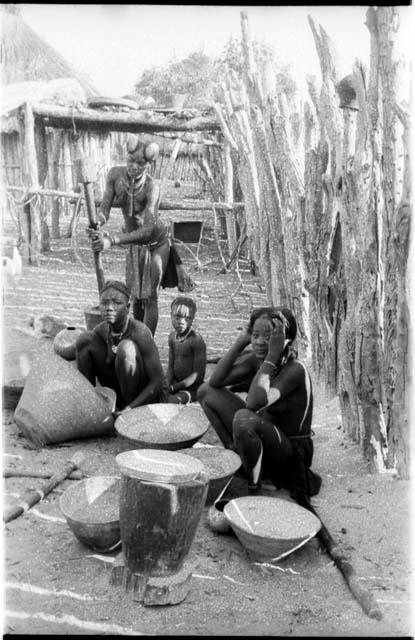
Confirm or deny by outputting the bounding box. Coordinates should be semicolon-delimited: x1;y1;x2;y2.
0;5;98;97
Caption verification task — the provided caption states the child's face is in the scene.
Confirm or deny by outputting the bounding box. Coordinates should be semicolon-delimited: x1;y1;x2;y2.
171;304;194;336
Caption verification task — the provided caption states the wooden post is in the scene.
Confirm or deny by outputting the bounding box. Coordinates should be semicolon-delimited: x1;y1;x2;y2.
62;132;73;219
34;119;51;252
51;130;62;239
223;143;237;256
159;138;182;199
113;450;208;605
73;157;105;294
21;102;41;265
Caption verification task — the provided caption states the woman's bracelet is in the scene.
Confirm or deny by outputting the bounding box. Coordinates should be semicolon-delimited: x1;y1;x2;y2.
262;360;276;368
110;234;120;246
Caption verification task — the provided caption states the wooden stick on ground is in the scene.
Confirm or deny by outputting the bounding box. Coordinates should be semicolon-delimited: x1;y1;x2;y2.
298;495;382;620
3;468;84;480
3;451;85;524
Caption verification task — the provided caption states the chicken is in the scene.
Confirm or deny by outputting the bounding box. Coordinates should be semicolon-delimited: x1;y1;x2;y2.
1;238;23;291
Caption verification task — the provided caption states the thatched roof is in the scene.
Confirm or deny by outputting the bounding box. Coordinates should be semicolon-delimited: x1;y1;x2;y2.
0;5;99;97
1;78;92;132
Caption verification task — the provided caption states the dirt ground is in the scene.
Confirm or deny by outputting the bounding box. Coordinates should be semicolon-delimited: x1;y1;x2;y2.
2;213;413;636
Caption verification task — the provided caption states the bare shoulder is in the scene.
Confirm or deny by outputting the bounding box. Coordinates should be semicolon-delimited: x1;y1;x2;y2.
129;318;156;346
190;331;206;347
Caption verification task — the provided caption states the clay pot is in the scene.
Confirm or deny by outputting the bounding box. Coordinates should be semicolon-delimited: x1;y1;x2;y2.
14;346;117;447
53;326;85;361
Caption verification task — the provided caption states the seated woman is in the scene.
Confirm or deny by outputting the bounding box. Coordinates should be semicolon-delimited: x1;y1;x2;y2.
197;306;321;504
76;280;164;417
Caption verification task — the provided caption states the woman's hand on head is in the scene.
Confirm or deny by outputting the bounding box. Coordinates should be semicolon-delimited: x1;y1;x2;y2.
266;321;286;364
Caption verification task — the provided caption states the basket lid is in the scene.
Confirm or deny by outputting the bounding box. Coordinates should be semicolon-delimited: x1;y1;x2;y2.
114;403;209;446
115;449;206;483
224;496;321;540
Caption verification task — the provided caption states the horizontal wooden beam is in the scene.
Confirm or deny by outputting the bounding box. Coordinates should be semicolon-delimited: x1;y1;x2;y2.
31;103;220;134
6;186;244;211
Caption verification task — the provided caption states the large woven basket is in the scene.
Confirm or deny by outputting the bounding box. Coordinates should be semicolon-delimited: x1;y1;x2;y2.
224;496;321;562
115;403;209;451
60;476;121;553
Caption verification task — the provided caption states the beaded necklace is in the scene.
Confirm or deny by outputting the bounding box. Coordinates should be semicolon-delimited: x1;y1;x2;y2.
108;317;130;354
174;327;193;343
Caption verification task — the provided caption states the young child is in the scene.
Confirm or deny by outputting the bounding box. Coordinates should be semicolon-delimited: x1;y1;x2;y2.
166;296;206;404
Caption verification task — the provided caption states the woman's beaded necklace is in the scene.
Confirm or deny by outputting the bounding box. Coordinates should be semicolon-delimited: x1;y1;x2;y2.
109;317;130;354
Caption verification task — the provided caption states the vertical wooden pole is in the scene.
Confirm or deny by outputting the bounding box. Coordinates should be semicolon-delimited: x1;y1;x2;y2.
160;138;182;199
223;143;237;256
22;102;41;265
34;119;51;252
51;130;62;238
62;132;73;219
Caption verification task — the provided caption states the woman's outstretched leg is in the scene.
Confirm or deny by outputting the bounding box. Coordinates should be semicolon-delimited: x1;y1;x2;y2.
197;382;245;449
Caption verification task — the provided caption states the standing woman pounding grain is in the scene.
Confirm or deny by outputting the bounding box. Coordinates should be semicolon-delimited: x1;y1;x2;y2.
197;307;321;502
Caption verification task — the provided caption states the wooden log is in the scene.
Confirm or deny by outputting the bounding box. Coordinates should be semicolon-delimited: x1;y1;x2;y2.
51;129;62;239
223;142;237;255
114;450;208;605
212;103;238;150
22;102;41;265
159;138;181;199
62;132;74;219
297;495;382;620
32;103;220;133
3;451;85;523
6;186;244;211
157;131;223;146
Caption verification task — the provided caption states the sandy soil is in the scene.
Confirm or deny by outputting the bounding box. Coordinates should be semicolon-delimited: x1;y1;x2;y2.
2;216;413;636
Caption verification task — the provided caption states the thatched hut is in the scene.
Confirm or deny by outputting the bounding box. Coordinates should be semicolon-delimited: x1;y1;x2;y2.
1;5;242;265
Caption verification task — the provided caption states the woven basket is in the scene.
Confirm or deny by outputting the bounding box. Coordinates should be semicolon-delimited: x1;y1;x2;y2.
60;476;121;553
115;403;209;451
224;496;321;562
181;447;241;504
